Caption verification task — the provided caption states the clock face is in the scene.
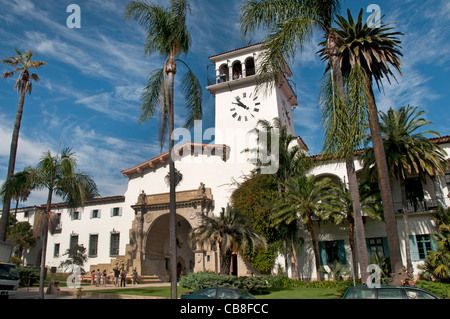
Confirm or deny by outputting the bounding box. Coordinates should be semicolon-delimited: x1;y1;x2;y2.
229;91;261;122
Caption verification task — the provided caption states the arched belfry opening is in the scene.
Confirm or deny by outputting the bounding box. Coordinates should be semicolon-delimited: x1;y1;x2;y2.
245;57;255;77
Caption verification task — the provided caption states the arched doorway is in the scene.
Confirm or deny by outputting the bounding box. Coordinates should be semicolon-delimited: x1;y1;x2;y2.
143;213;194;281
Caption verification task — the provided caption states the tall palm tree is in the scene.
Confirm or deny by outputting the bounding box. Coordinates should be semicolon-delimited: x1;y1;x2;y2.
124;0;202;299
272;175;334;281
360;105;447;274
0;49;46;241
240;1;371;283
12;147;99;299
333;9;405;283
324;179;383;279
189;204;267;275
319;66;371;282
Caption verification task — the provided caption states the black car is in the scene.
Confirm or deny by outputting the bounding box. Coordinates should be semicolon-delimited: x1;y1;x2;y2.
343;285;442;299
180;287;257;299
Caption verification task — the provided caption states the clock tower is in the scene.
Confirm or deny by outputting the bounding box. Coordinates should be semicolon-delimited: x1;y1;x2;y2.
206;43;300;171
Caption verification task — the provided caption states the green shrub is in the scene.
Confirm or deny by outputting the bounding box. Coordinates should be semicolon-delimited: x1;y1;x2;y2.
18;266;40;287
179;272;271;294
416;280;450;298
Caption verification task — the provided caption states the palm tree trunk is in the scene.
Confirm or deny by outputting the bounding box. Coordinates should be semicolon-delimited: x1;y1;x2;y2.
400;179;413;275
364;77;404;284
290;241;299;280
167;54;178;300
346;160;369;283
328;36;369;283
0;84;27;241
307;216;321;282
38;189;53;299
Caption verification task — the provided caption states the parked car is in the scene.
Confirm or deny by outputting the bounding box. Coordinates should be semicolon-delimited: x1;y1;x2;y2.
343;285;442;299
180;287;257;299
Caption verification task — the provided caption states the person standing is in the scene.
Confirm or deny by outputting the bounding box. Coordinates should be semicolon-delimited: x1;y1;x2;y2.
120;268;127;287
113;267;120;288
102;269;107;287
132;268;138;285
95;269;101;287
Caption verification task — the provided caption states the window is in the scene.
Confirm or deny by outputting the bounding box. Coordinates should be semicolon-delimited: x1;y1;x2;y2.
367;237;385;256
90;209;101;219
198;288;216;298
405;177;426;212
89;234;98;257
70;235;78;249
319;240;346;265
54;243;60;257
416;235;432;260
55;213;61;228
110;232;120;256
405;288;438;299
410;234;436;261
71;211;81;220
110;207;122;217
378;288;404;299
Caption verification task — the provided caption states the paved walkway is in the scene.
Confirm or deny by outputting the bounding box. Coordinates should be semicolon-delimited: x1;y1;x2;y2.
11;282;172;299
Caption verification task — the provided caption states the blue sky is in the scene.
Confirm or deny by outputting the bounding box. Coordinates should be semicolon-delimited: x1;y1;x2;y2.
1;0;449;206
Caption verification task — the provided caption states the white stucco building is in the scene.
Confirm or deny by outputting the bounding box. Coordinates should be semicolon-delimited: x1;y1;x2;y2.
9;44;450;281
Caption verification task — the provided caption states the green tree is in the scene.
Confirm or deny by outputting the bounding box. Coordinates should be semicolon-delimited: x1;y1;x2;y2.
240;1;370;283
59;244;88;274
332;9;405;283
14;147;99;298
189;205;267;275
324;179;382;279
124;0;202;299
273;175;334;281
319;66;371;282
6;221;35;261
231;173;280;273
0;49;46;241
360;105;447;274
419;207;450;282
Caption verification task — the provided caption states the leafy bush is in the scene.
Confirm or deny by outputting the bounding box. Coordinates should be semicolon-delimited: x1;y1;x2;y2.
179;272;270;294
416;280;450;298
18;266;40;287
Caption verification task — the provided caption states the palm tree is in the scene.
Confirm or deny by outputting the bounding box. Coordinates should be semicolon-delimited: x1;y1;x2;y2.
0;49;46;241
360;105;447;274
272;175;334;281
332;9;405;283
124;0;202;299
189;204;267;275
247;118;313;194
246;118;312;277
13;147;99;298
324;179;383;280
319;66;371;282
240;1;371;283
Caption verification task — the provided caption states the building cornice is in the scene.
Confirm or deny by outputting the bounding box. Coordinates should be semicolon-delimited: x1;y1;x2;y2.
121;143;230;178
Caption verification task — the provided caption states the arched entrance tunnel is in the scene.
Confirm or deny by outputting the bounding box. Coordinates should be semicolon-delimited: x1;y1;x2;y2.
142;213;194;281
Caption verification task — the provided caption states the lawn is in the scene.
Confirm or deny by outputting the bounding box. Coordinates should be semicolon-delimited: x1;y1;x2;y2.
258;287;340;299
92;286;340;299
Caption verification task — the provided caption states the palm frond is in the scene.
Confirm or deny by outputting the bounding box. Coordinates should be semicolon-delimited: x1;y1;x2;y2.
177;59;203;129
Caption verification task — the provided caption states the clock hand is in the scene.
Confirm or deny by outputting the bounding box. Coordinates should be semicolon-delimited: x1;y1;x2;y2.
233;97;249;109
